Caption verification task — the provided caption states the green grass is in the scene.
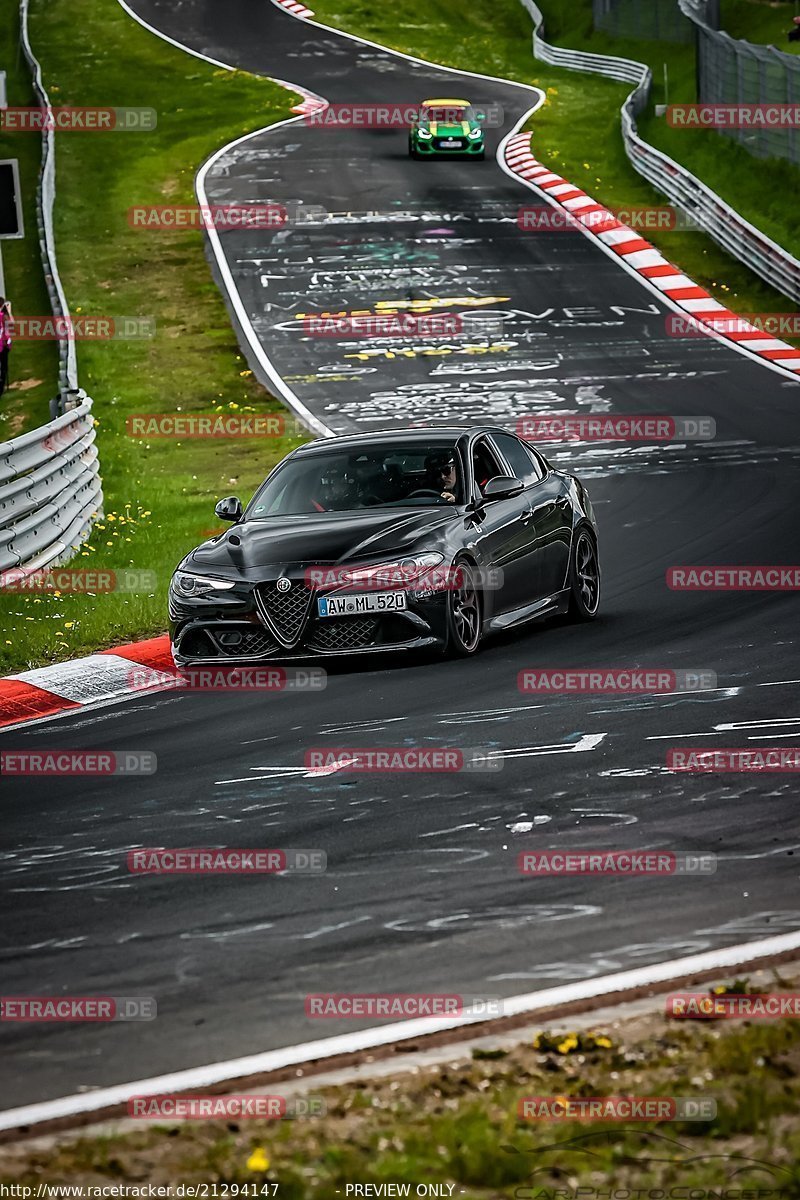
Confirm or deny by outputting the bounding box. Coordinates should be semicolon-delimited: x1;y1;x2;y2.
0;6;61;435
722;0;800;52
2;994;799;1194
0;0;309;676
308;0;799;331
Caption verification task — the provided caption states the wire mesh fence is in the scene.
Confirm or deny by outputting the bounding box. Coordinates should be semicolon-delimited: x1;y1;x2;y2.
592;0;694;43
691;15;800;164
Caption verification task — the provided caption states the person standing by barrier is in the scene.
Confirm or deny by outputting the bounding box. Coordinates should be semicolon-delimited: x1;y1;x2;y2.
0;298;13;397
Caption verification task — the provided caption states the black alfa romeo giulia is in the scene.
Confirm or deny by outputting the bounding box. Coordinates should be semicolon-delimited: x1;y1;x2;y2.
168;426;600;664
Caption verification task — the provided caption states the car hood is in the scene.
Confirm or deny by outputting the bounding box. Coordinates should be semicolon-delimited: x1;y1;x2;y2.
427;120;473;136
184;507;457;580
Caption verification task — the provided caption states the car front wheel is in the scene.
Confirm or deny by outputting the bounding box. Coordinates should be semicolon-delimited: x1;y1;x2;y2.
445;559;483;655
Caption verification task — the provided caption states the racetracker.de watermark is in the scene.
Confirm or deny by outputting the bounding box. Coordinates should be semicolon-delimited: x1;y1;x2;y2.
305;993;503;1018
667;748;800;773
517;1096;717;1121
516;415;715;442
305;564;504;592
298;312;506;339
8;316;154;340
302;313;463;337
518;669;716;693
0;996;156;1021
517;205;701;232
128;667;327;692
518;851;717;876
127;848;326;874
666;313;800;338
303;102;504;128
128;204;294;230
0;568;156;594
667;103;800;129
0;751;156;776
303;747;503;773
126;414;287;438
667;992;800;1018
128;1095;325;1119
0;106;156;131
667;566;800;590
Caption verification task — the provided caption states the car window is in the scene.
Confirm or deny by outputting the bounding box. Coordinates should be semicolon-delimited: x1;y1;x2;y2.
490;432;545;485
246;442;464;516
471;437;506;492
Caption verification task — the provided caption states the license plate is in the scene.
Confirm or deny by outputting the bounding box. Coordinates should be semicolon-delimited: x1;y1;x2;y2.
439;139;462;148
317;592;407;617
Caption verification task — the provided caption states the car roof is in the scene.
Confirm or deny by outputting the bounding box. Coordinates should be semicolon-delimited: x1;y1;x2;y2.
291;427;512;455
421;98;470;106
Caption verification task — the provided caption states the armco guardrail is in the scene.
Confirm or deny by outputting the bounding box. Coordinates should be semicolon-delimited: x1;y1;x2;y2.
4;1;103;577
0;391;102;575
520;0;800;305
18;0;77;393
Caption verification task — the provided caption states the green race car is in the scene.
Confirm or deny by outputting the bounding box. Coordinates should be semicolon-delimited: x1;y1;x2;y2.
408;98;486;159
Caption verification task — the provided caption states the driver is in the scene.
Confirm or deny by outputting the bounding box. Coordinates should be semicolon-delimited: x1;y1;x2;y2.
425;452;459;503
315;465;354;511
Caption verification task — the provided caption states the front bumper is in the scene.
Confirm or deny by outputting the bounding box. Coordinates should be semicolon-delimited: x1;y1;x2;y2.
169;577;449;666
412;137;484;156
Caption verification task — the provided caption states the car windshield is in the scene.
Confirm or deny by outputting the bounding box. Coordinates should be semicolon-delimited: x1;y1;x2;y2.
423;105;468;123
246;442;464;517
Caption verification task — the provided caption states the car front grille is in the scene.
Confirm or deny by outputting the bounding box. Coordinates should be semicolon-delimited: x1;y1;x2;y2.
257;582;313;645
308;618;379;652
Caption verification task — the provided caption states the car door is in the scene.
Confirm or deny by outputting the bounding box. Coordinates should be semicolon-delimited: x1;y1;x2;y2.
466;434;539;614
488;433;572;601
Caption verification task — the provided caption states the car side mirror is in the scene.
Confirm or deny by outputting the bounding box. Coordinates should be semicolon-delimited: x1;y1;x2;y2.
214;495;243;522
474;110;487;122
482;475;523;501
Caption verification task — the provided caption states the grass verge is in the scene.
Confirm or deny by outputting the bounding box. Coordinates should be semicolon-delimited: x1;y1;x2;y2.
0;0;308;677
1;978;799;1194
721;0;800;53
308;0;799;332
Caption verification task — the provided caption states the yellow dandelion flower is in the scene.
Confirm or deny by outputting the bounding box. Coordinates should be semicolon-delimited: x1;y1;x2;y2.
246;1148;270;1172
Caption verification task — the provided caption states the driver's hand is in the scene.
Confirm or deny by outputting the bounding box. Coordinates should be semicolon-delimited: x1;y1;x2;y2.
441;491;456;503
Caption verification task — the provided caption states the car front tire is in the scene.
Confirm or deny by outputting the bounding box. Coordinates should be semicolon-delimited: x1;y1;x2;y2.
445;559;483;656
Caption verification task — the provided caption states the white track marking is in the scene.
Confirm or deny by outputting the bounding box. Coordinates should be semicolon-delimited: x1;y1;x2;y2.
1;930;798;1133
501;732;606;758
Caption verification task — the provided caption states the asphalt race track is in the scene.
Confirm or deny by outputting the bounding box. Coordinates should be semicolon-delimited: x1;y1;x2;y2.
1;0;799;1109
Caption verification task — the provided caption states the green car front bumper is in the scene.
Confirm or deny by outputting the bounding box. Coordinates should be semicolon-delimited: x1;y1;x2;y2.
409;132;485;158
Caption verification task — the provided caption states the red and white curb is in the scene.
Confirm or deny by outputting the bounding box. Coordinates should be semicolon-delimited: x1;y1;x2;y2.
287;86;327;118
504;133;800;378
0;636;174;730
271;0;315;19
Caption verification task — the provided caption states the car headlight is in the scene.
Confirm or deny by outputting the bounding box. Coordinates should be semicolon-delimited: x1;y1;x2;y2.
344;553;444;588
171;571;237;597
417;128;433;140
468;128;483;140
